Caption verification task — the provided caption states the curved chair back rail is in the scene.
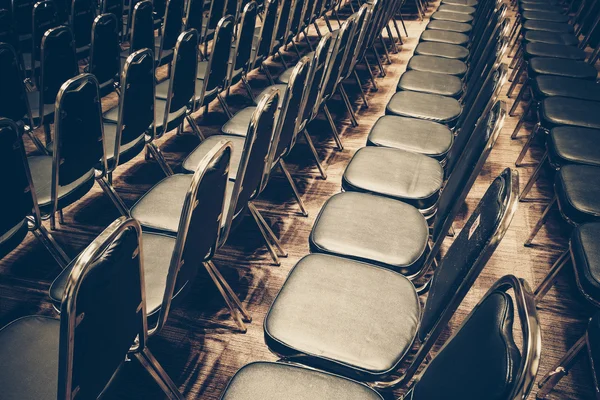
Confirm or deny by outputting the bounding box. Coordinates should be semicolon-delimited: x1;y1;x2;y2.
225;1;257;90
89;13;120;91
129;0;155;56
274;0;295;47
32;0;60;63
340;3;370;81
251;0;279;68
101;0;124;34
156;0;184;65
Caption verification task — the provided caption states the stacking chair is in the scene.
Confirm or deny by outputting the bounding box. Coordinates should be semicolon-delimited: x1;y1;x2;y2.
297;0;319;50
121;0;154;62
154;0;183;68
11;0;35;48
27;26;78;148
0;9;19;52
222;276;539;399
24;0;59;81
50;140;233;337
0;43;47;153
0;217;184;400
129;89;279;330
70;0;95;57
183;0;203;33
199;0;226;56
0;117;69;266
101;0;124;36
282;0;307;58
249;0;280;84
272;0;295;64
88;13;120;95
309;100;506;281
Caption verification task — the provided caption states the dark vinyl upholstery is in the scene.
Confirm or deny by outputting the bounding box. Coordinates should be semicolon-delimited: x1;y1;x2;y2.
571;223;600;302
555;164;600;225
540;97;600;130
397;70;463;97
547;127;600;167
386;91;461;124
407;55;468;76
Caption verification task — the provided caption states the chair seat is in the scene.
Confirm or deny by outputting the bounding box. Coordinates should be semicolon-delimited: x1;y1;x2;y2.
532;76;600;102
407;55;467;77
49;231;176;316
556;164;600;225
0;316;59;400
221;107;255;137
103;122;146;163
430;11;474;23
548;127;600;167
437;4;476;13
309;191;429;274
420;30;470;45
397;70;463;98
264;254;420;379
523;20;574;33
426;20;473;33
522;10;569;22
414;42;469;60
103;105;119;123
26;91;54;123
196;60;208;80
386;91;461;124
520;3;564;12
221;362;384;400
524;31;579;46
28;155;95;210
154;99;187;132
524;42;586;60
254;84;287;106
182;134;245;180
367;115;453;160
571;223;600;302
342;147;443;209
528;58;598;80
441;0;477;6
541;97;600;130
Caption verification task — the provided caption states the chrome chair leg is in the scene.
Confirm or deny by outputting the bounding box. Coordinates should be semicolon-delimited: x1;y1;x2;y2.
207;260;252;322
536;335;587;399
313;22;323;38
50;213;56;230
302;30;314;51
520;151;548;202
524;195;557;247
242;75;256;102
303;129;327;179
533;249;570;304
203;261;248;332
511;100;533;139
146;143;174;176
97;177;130;217
279;159;309;217
323;104;344;150
324;14;334;32
515;123;541;167
277;50;289;68
354;70;369;108
248;204;283;265
31;222;70;268
373;46;387;76
217;93;234;119
249;203;288;257
392;18;404;45
398;13;408;37
364;60;378;90
509;81;529;117
186;113;206;141
509;44;523;69
134;348;184;400
58;209;64;224
339;84;358;127
261;62;276;85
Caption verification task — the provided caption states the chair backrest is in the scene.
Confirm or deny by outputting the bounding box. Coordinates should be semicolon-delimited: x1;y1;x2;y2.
70;0;95;49
161;29;199;130
0;43;33;127
303;31;334;123
252;0;279;66
110;48;155;171
101;0;123;28
129;0;154;55
184;0;203;31
220;88;279;246
89;13;120;91
39;26;78;117
397;168;520;388
409;275;540;400
273;55;311;161
287;0;305;40
198;16;234;105
227;0;257;86
0;118;39;257
11;0;35;36
206;0;226;31
152;140;232;334
355;0;377;65
57;217;147;400
274;0;294;44
0;9;19;50
319;13;357;103
153;0;166;19
51;74;105;213
340;3;369;80
32;0;60;62
465;6;506;84
301;0;317;28
158;0;184;57
224;0;238;20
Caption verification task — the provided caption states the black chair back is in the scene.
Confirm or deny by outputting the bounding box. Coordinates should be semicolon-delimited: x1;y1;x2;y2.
89;13;120;92
340;3;368;81
157;0;184;63
184;0;203;31
57;217;146;400
274;0;294;44
11;0;35;37
228;1;256;86
101;0;123;34
70;0;94;50
129;0;154;56
252;0;278;66
224;0;238;20
0;9;19;50
302;32;334;125
32;0;59;62
0;43;32;126
288;0;305;39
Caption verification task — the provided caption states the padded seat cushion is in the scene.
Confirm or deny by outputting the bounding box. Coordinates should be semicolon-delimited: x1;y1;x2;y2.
522;10;569;22
533;76;600;102
342;147;443;209
411;292;521;400
386;91;462;124
309;192;429;274
430;11;474;23
529;58;598;80
407;55;467;77
571;223;600;302
50;231;176;315
221;107;256;137
182;134;245;179
102;122;145;163
523;20;574;33
524;42;586;60
426;20;473;33
441;0;478;6
367;115;453;160
420;30;470;45
541;97;600;130
264;254;420;379
221;362;383;400
437;4;476;13
524;31;579;45
0;316;60;400
555;164;600;224
520;3;564;12
397;71;463;98
28;155;95;209
548;127;600;167
414;42;469;60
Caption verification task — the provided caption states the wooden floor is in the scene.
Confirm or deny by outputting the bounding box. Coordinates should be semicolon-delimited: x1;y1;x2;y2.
1;2;597;399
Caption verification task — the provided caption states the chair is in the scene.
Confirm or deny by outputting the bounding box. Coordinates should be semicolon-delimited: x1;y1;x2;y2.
50;140;232;338
184;0;204;32
0;217;184;399
0;117;69;266
122;0;154;61
24;0;59;81
155;0;183;67
88;13;120;95
101;0;124;36
200;0;226;55
250;0;280;84
129;89;280;331
69;0;95;57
